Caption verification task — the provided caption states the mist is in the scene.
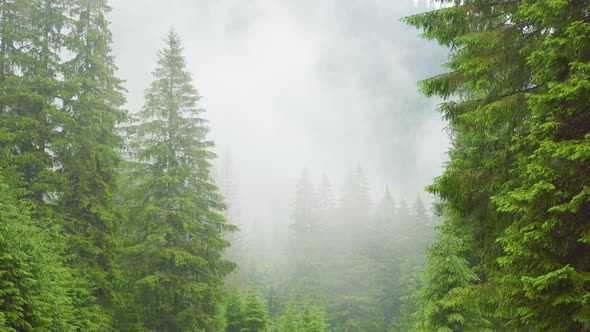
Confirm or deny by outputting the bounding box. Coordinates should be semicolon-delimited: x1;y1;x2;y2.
109;0;448;216
2;1;581;330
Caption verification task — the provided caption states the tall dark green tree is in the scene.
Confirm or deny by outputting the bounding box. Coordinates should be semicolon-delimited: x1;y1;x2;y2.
58;0;127;323
120;29;234;331
405;0;590;330
0;0;69;205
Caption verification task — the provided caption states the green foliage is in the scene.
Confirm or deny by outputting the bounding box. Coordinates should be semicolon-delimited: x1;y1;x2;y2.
119;29;234;331
226;285;245;332
0;0;70;204
405;0;590;330
0;178;106;331
414;225;491;332
0;0;124;327
278;302;301;332
241;287;269;332
59;0;127;318
278;300;328;332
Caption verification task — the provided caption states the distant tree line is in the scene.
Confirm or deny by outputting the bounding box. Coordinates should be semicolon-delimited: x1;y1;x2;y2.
223;166;436;331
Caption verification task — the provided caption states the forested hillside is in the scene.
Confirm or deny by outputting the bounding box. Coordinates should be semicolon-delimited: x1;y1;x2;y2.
0;0;588;331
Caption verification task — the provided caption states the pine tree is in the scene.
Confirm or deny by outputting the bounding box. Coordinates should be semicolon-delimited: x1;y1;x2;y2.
301;304;329;332
120;29;234;331
337;165;372;254
317;173;335;223
405;0;590;330
290;169;319;279
225;285;245;332
241;287;269;332
414;224;490;332
0;0;121;329
374;187;395;225
291;169;318;236
0;0;69;204
279;302;302;332
50;1;128;326
339;165;371;223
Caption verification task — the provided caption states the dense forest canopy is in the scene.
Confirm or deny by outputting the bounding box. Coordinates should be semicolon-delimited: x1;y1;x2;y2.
0;0;588;331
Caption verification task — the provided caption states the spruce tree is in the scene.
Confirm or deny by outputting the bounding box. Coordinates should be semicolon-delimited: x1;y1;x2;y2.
414;224;490;332
56;1;127;325
290;169;319;279
340;165;371;224
241;287;269;332
374;187;395;225
317;173;335;223
0;0;69;204
301;304;329;332
0;0;117;329
225;285;245;332
279;302;302;332
120;29;234;331
405;0;590;330
291;169;318;236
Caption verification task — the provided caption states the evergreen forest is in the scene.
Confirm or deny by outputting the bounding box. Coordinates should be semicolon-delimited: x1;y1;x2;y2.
0;0;588;331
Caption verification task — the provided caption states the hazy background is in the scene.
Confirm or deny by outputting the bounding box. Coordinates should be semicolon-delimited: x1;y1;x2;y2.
107;0;448;226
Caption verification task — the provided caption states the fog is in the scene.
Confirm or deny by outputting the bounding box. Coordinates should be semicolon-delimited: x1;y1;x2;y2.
108;0;448;233
3;1;573;329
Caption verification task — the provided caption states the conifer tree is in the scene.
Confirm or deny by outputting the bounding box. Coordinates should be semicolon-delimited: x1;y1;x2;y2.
279;302;302;332
301;304;329;332
225;285;245;332
57;0;127;323
405;0;590;330
414;224;490;332
241;287;269;332
290;169;319;278
278;301;328;332
120;29;234;331
317;173;335;223
340;165;371;223
374;187;395;225
0;177;104;331
0;0;69;203
0;0;119;328
291;169;318;236
338;165;372;252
